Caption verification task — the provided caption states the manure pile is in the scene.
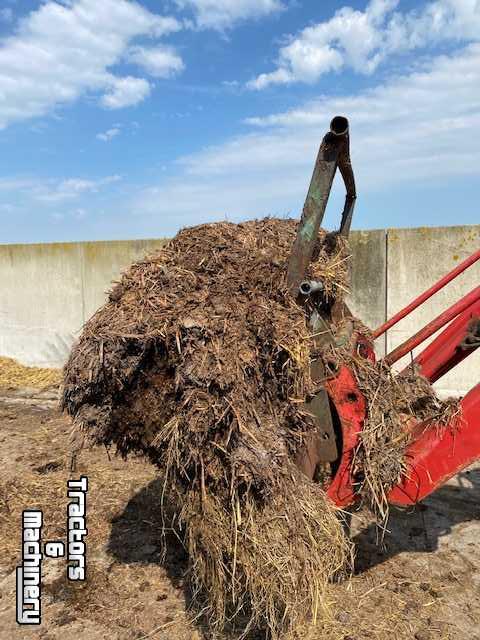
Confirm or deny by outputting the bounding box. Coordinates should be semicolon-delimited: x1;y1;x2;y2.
62;218;459;638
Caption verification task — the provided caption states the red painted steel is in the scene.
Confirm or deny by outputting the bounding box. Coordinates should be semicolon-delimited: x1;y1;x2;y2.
318;256;480;509
388;383;480;506
326;375;480;508
323;327;479;509
403;298;480;383
384;286;480;366
373;249;480;339
325;366;365;507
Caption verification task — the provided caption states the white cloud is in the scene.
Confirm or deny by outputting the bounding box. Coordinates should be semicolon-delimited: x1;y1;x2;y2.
96;127;121;142
248;0;480;88
100;76;152;109
0;175;123;231
127;45;185;78
0;175;122;203
0;0;182;128
133;44;480;229
36;176;122;203
174;0;284;30
51;208;87;222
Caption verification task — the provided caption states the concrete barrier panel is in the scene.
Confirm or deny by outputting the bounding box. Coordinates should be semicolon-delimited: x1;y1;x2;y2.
0;242;84;368
386;225;480;397
81;239;166;322
349;230;387;357
0;224;478;398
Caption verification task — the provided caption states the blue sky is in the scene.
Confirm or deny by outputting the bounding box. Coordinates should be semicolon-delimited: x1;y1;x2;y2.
0;0;479;244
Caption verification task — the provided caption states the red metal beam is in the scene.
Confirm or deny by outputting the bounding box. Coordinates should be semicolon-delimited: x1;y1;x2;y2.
388;383;480;506
324;340;480;509
403;299;480;383
373;249;480;339
384;286;480;366
325;366;365;507
326;371;480;508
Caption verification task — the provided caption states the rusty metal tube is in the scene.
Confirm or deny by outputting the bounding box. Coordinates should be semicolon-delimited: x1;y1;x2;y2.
287;115;357;293
330;116;349;136
334;117;356;237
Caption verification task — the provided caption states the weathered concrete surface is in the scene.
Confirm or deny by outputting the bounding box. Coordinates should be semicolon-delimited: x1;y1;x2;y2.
0;242;84;369
348;229;387;357
0;239;166;368
80;239;166;321
0;224;478;397
386;225;480;397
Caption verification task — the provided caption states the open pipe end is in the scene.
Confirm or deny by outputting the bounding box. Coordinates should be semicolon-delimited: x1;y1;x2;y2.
299;281;313;296
299;280;325;296
330;116;349;137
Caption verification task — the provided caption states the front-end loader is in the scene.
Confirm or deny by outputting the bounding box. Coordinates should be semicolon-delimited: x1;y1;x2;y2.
289;116;480;508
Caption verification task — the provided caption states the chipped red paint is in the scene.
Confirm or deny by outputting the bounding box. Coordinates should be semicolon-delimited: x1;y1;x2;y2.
323;341;479;509
325;365;365;507
318;254;480;509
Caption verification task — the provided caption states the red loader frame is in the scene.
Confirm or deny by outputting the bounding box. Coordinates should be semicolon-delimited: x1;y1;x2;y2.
326;249;480;508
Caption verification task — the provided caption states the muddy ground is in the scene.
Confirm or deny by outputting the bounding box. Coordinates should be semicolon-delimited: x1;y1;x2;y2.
0;398;478;640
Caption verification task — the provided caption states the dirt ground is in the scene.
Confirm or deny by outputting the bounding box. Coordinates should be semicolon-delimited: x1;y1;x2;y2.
0;397;478;640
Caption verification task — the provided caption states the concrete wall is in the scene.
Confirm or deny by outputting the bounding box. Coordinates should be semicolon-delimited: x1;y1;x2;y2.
0;225;478;396
0;239;166;369
348;229;387;352
385;226;479;397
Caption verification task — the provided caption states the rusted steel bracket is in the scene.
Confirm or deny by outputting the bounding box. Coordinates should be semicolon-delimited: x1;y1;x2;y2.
337;134;356;238
287;116;356;295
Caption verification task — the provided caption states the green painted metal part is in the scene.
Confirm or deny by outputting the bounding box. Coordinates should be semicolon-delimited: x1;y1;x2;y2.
287;117;356;295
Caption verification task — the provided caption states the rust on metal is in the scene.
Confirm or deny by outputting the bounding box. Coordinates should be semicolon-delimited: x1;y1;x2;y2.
295;388;339;473
287;115;357;295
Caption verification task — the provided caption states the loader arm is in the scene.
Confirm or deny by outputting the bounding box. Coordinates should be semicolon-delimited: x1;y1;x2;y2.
325;250;480;508
387;272;480;506
388;383;480;506
287;116;479;509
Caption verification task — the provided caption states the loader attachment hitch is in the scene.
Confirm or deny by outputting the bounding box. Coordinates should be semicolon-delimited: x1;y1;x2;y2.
288;116;358;478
